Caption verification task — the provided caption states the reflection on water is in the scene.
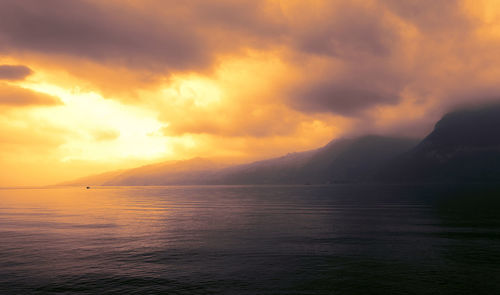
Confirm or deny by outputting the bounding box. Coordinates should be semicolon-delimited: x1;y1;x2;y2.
0;185;499;294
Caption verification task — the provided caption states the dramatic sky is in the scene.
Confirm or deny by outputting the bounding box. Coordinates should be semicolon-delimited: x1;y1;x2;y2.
1;0;500;186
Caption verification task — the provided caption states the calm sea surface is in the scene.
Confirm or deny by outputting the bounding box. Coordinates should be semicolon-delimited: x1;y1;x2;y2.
0;185;499;294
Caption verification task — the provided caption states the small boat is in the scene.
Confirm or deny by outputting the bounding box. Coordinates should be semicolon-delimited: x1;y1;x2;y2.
86;186;90;189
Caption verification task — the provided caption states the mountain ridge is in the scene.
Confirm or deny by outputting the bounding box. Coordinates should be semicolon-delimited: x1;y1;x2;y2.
64;135;419;186
63;104;500;186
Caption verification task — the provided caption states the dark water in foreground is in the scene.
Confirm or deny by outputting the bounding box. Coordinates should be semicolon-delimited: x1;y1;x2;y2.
0;185;499;294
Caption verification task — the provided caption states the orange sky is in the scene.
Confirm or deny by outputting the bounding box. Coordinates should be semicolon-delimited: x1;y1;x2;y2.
1;0;500;186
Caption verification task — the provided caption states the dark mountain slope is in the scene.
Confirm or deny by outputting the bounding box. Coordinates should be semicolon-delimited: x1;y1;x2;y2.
65;135;417;186
208;149;317;184
209;136;418;184
304;136;419;183
384;104;500;182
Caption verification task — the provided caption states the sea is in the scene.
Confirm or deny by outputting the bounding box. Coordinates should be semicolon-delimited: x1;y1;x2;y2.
0;185;499;294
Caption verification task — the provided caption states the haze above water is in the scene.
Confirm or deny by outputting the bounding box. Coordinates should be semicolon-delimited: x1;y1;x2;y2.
1;185;499;294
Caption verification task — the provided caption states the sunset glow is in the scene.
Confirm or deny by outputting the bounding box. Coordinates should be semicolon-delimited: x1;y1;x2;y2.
2;0;500;185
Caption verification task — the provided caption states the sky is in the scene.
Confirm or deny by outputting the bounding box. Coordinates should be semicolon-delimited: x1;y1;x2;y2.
1;0;500;186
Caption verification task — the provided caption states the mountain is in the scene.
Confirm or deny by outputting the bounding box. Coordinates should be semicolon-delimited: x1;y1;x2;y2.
383;104;500;182
210;136;418;184
60;169;127;186
64;104;500;186
300;136;419;183
65;135;418;186
66;157;225;186
208;149;317;184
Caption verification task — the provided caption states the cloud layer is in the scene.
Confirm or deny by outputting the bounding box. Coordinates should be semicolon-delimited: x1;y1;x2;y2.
0;84;61;106
0;65;33;80
1;0;494;117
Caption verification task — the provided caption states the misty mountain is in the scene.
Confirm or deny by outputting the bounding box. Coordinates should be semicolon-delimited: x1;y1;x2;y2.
209;136;418;184
301;136;419;183
66;136;418;186
208;149;317;184
65;104;500;186
383;104;500;182
67;157;224;186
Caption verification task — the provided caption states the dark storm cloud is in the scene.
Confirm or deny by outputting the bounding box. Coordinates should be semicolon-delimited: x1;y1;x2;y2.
287;61;409;115
0;0;209;71
0;83;62;106
194;0;285;36
284;0;484;117
292;2;397;58
289;82;400;115
381;0;471;33
0;0;285;73
0;65;33;81
284;1;409;115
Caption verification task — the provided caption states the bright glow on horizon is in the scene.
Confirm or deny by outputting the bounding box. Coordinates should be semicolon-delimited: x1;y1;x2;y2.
18;82;172;162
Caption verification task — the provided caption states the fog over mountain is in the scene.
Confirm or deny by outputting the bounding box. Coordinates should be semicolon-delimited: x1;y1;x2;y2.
65;104;500;186
383;104;500;182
